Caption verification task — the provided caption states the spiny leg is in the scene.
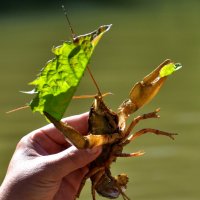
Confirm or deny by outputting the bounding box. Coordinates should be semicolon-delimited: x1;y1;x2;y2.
76;175;87;198
123;108;160;138
119;187;130;200
44;111;89;149
124;128;177;145
115;150;145;158
91;169;105;200
76;166;105;198
116;185;130;200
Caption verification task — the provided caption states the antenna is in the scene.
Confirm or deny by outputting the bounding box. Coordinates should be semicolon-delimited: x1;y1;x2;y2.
87;66;102;97
61;4;76;38
6;105;29;114
61;4;101;97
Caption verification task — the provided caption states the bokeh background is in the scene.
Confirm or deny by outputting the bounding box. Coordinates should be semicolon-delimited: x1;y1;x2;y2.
0;0;199;199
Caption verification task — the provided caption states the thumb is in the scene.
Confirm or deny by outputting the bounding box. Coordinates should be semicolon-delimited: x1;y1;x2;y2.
43;146;102;178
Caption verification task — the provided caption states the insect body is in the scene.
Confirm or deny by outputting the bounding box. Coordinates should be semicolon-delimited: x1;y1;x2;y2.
45;59;181;200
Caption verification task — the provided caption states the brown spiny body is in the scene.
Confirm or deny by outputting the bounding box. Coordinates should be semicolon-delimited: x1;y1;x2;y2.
88;96;125;199
45;59;178;200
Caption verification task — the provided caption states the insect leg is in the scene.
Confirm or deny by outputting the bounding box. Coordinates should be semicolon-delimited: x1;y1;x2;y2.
124;128;177;145
115;150;145;157
76;166;105;198
91;170;105;200
44;112;89;149
123;108;160;138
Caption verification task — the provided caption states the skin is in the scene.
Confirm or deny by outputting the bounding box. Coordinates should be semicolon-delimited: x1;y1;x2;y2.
0;113;102;200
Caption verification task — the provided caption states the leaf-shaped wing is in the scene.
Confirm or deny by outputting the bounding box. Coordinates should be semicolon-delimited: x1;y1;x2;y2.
28;24;112;120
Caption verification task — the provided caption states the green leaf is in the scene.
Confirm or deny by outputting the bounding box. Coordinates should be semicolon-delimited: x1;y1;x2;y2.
159;63;182;78
27;24;112;120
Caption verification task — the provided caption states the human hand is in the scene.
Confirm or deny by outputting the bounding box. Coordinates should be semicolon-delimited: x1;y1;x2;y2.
0;113;101;200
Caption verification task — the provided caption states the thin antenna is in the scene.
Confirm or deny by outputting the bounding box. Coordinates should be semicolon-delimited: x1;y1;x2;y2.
73;92;112;99
61;4;101;97
61;4;76;38
6;105;29;114
87;66;102;97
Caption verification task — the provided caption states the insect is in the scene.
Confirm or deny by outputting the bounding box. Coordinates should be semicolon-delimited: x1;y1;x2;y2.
44;58;181;200
14;9;181;199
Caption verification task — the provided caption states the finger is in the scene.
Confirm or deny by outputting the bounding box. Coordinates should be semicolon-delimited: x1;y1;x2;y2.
30;130;69;155
43;145;101;179
32;112;89;147
62;112;89;135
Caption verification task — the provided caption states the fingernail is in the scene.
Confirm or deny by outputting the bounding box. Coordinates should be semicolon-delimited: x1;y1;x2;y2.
87;146;101;154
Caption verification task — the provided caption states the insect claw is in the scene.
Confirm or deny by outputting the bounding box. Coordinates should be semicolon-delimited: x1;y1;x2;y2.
155;107;161;112
118;60;174;119
144;109;160;119
169;136;175;140
151;108;161;119
131;150;145;157
102;92;113;97
142;59;171;84
160;132;178;140
169;133;178;140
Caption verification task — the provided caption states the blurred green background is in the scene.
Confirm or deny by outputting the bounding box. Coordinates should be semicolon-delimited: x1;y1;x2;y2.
0;0;199;199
